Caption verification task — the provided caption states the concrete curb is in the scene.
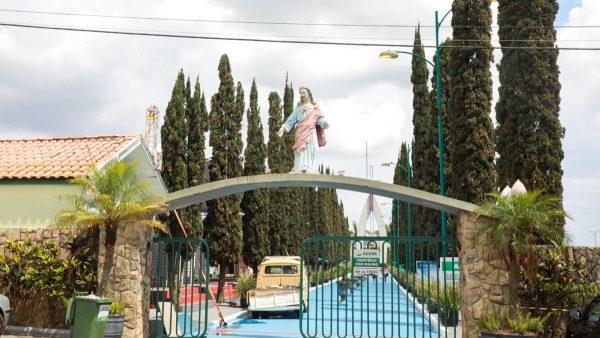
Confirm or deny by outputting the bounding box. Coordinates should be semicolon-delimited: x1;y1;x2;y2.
5;326;70;337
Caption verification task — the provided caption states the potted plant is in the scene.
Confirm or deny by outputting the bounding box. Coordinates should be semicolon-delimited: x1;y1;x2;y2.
476;311;544;338
234;274;256;308
104;300;126;338
437;284;460;327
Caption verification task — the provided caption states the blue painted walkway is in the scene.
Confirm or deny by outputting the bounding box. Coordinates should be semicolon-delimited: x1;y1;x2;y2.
203;275;441;338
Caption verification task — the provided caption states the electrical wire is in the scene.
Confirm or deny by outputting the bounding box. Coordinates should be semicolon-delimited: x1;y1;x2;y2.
1;21;600;51
1;8;600;29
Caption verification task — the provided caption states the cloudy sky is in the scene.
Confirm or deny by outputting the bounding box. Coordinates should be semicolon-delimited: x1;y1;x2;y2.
1;0;598;245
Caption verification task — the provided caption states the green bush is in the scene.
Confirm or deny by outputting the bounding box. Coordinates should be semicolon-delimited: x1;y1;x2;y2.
475;312;502;332
235;274;256;307
506;311;544;334
476;310;546;334
0;239;96;300
109;300;126;315
437;284;460;312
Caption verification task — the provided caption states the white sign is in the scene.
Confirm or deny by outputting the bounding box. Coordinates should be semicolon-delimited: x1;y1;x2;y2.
353;248;381;276
439;257;460;283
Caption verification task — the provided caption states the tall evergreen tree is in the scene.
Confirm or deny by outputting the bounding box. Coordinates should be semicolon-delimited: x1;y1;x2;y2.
160;69;188;235
448;0;496;203
392;143;410;238
282;79;303;255
410;27;433;237
266;92;287;255
205;55;244;301
186;78;208;237
496;0;564;200
241;80;270;274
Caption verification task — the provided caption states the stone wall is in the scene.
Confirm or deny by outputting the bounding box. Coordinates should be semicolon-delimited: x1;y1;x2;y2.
457;211;511;338
569;246;600;286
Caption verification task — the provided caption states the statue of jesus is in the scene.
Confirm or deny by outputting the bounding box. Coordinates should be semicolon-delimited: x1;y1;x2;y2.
277;86;329;173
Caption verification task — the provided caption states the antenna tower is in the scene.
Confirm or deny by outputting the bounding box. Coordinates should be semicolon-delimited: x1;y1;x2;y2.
144;105;160;169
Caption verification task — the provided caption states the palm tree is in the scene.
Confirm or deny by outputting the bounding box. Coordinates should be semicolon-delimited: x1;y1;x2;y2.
474;190;570;306
56;160;167;295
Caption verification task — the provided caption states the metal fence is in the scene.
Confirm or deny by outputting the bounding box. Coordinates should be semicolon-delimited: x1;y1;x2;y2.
299;236;459;338
150;237;211;338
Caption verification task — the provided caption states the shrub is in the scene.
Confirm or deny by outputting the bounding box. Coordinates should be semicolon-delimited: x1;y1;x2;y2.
0;239;96;300
235;274;256;307
109;300;126;315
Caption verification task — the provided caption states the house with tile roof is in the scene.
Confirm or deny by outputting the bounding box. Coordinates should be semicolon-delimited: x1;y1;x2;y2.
0;135;167;228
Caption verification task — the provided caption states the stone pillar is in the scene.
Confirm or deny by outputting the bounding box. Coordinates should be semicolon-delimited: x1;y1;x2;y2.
112;225;153;338
457;211;511;338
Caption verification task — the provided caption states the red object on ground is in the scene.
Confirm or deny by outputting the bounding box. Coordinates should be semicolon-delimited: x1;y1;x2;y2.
162;283;239;306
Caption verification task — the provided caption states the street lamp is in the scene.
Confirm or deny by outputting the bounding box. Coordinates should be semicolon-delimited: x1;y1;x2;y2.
380;8;452;257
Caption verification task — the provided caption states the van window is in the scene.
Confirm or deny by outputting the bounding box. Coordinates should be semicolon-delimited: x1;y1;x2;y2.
265;265;298;274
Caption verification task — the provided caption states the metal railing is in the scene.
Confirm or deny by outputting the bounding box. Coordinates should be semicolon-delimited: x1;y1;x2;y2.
150;237;211;338
299;236;459;338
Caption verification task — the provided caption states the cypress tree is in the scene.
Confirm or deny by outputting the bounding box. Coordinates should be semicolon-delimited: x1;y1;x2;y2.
241;79;270;274
496;0;564;200
266;91;286;255
392;143;410;238
448;0;496;203
160;69;188;235
205;54;244;301
410;27;433;237
282;79;303;255
186;78;208;237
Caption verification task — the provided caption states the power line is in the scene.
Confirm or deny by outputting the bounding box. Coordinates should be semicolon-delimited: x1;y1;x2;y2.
2;21;600;51
1;8;600;30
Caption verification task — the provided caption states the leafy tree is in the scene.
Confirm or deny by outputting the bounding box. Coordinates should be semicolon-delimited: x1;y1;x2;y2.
474;191;569;306
241;79;270;274
186;78;209;237
496;0;564;205
448;0;496;203
56;161;166;296
160;70;189;235
205;54;244;301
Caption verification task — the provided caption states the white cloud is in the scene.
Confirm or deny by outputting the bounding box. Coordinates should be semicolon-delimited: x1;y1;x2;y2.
0;0;597;244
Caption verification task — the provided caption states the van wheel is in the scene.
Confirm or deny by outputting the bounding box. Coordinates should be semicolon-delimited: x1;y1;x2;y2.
251;311;260;319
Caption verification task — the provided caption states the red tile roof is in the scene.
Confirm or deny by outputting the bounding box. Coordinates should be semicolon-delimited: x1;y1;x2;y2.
0;135;138;179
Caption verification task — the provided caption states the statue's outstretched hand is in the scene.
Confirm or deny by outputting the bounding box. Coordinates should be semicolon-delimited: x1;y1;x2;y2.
277;127;285;137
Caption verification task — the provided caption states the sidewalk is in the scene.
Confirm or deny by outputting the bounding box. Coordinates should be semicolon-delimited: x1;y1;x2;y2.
3;300;247;338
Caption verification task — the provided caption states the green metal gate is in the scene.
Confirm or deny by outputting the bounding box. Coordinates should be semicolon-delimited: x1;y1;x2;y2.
150;237;211;338
299;236;459;338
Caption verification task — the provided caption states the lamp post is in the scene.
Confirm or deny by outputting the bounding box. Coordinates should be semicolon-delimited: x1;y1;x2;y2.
380;9;452;257
382;143;412;270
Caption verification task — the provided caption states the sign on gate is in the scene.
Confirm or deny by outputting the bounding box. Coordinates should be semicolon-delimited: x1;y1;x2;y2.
440;257;460;283
352;248;381;276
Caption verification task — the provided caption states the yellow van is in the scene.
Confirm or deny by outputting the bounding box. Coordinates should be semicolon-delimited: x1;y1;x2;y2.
247;256;309;318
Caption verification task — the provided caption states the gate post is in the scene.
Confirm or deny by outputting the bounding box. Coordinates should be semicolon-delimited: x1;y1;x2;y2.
111;225;153;338
457;211;511;338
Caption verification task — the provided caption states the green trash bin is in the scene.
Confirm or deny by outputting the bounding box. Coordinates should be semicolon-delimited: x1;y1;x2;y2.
71;295;113;338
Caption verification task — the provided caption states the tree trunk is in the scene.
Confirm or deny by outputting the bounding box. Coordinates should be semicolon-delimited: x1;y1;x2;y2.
217;264;227;303
98;225;118;296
